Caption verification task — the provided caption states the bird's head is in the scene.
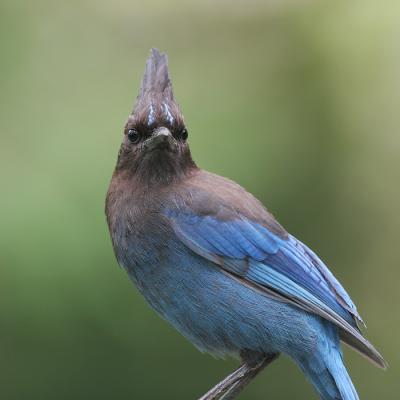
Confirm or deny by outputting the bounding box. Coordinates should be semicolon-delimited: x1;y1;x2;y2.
116;48;196;185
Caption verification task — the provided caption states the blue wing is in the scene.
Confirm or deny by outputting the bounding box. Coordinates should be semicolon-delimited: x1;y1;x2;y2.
162;171;386;368
165;209;362;330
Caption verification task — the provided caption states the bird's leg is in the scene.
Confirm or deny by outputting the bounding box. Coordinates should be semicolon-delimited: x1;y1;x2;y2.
198;352;279;400
220;353;279;400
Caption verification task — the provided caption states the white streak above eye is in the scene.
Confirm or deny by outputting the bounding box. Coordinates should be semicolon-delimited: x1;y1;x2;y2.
163;102;174;124
147;103;155;125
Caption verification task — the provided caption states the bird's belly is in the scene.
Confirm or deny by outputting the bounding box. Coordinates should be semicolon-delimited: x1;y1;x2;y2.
126;243;319;359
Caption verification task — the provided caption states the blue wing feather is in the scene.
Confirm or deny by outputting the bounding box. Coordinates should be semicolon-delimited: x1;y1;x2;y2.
165;209;362;329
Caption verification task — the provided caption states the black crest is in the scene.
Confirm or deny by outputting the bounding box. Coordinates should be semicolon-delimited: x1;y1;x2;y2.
131;48;183;130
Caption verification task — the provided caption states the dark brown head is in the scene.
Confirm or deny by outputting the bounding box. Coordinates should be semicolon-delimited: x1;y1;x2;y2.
116;48;196;185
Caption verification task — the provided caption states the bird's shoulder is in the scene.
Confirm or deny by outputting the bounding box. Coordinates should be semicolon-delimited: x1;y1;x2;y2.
170;169;287;239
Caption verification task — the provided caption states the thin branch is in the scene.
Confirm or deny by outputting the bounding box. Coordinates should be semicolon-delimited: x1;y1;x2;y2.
198;353;279;400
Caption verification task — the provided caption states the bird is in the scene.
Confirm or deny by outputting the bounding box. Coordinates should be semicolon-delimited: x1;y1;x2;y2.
105;48;386;400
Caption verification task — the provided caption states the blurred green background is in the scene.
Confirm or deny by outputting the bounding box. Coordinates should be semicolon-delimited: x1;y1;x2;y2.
1;0;399;399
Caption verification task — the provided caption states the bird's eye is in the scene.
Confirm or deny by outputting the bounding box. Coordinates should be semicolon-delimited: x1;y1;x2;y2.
127;129;141;144
179;128;188;141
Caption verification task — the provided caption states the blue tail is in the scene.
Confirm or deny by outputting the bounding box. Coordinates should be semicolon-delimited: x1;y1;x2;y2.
297;323;359;400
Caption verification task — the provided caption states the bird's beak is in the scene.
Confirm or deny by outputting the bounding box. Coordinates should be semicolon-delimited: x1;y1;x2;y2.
145;127;175;152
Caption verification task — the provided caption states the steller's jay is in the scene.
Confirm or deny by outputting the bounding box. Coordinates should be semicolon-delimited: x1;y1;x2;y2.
106;49;386;400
